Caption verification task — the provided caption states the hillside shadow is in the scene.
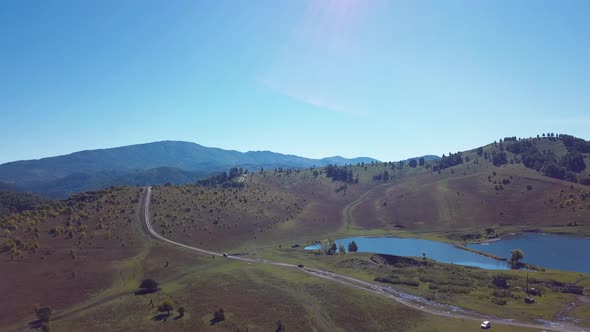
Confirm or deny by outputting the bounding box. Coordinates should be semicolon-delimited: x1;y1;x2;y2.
151;313;171;322
134;288;160;296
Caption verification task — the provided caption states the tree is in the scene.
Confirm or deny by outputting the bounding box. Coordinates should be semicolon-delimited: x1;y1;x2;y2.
34;306;52;323
139;278;159;293
418;157;425;166
276;320;286;332
382;170;390;182
560;152;586;173
213;308;225;322
348;241;358;252
177;307;185;318
409;159;418;168
510;249;524;268
330;242;337;253
338;243;345;254
492;151;508;166
476;147;484;156
158;300;174;315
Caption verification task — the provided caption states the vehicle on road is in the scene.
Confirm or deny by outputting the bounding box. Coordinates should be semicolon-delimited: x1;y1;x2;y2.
481;320;491;329
223;253;228;257
298;264;304;268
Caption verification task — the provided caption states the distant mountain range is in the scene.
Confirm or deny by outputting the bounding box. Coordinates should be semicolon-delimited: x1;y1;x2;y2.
0;141;380;198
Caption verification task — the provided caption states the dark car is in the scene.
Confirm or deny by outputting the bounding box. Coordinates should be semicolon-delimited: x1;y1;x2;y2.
298;264;304;268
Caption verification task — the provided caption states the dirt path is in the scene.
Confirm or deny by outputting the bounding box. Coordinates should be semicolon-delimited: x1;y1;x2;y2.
341;183;388;229
141;187;586;332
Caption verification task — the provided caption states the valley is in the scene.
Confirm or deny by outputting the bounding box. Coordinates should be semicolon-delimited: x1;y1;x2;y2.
1;135;590;331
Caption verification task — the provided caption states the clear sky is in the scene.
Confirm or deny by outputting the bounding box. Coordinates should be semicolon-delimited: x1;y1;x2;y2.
1;0;589;164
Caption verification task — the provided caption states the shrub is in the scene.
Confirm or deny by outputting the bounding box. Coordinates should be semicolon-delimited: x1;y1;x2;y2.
139;278;159;290
35;306;53;323
213;308;225;322
491;298;507;305
374;276;420;287
158;300;173;315
492;275;510;289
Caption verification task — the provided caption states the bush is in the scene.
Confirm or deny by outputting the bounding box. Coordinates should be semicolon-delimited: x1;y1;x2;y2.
139;278;159;290
491;298;507;305
158;300;174;315
374;276;419;287
213;308;225;322
35;306;52;323
492;275;510;289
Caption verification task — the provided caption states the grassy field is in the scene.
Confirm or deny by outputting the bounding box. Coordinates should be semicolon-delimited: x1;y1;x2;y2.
45;246;538;332
254;246;590;328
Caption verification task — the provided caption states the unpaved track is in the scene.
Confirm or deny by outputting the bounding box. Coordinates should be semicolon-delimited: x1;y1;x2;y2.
341;183;388;228
142;187;586;332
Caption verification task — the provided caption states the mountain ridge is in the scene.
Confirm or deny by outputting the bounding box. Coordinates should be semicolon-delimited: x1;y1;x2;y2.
0;141;380;197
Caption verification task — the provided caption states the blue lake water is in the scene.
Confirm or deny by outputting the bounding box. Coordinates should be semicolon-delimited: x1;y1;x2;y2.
305;233;590;273
305;236;511;270
467;233;590;274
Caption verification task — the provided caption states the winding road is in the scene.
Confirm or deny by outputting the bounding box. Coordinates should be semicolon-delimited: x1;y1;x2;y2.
141;187;586;332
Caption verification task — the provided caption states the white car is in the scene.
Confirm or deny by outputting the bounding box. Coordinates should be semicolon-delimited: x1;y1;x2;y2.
481;320;491;329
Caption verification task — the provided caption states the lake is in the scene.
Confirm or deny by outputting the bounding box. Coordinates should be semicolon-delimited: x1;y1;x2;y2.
467;233;590;274
305;236;510;270
305;233;590;273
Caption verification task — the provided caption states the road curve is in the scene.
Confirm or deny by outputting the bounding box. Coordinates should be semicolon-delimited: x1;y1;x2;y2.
142;187;586;332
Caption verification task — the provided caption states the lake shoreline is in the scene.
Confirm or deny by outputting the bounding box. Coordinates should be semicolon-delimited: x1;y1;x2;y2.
453;243;507;261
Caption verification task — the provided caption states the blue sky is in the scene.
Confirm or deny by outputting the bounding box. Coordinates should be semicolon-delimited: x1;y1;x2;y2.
1;0;589;164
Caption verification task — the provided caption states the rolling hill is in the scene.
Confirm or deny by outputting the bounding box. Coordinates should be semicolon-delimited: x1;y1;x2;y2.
1;134;589;331
0;141;379;198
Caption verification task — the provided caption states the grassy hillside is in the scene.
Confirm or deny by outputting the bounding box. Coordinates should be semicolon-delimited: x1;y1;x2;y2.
150;136;590;250
24;167;212;198
150;168;375;251
348;136;590;237
0;187;143;327
0;189;50;218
